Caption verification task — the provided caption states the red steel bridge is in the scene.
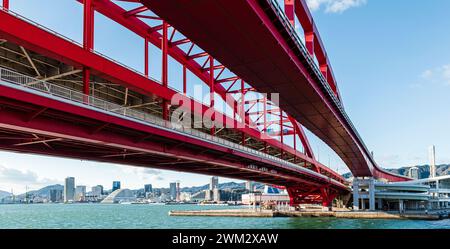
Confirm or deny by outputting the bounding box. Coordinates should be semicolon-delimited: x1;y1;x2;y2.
0;0;409;207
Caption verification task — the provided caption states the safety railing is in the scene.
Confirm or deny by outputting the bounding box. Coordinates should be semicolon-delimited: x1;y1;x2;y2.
0;67;346;187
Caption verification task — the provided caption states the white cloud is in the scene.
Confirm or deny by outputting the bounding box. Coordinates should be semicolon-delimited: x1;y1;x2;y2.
0;165;60;191
306;0;367;13
120;166;164;182
419;64;450;86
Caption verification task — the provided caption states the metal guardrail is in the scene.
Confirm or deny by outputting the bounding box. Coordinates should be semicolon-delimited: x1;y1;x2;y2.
0;8;239;121
266;0;376;168
0;67;347;188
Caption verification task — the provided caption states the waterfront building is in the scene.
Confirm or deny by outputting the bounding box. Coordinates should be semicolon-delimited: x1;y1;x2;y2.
144;184;153;194
352;175;450;212
64;177;75;203
191;191;206;202
407;167;419;180
245;181;253;192
429;145;436;178
50;189;63;203
210;176;219;190
242;191;289;206
205;189;212;201
153;188;162;197
91;185;103;198
112;181;121;192
169;182;177;200
179;192;192;202
75;186;86;202
101;189;136;204
213;188;220;202
176;182;180;202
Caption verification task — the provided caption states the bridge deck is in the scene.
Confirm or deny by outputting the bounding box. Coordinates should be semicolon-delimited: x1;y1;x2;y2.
0;66;348;192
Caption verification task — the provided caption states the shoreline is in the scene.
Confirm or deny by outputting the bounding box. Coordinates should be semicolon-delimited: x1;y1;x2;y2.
169;208;450;220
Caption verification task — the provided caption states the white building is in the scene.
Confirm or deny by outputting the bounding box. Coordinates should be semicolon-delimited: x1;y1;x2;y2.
407;167;419;180
101;189;136;204
74;186;86;202
91;185;103;198
179;192;192;202
353;175;450;212
242;185;289;205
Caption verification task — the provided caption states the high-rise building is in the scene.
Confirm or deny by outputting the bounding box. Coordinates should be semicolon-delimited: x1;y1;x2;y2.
407;167;419;180
75;186;86;202
213;188;220;202
176;182;180;202
429;145;436;178
112;181;121;192
153;188;161;197
91;185;103;197
50;189;63;203
245;181;253;192
144;184;153;194
64;177;75;203
210;176;219;190
169;182;177;200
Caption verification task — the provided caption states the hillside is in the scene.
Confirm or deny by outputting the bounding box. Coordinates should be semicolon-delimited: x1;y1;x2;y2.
180;182;264;193
342;164;450;179
0;190;11;199
15;184;64;199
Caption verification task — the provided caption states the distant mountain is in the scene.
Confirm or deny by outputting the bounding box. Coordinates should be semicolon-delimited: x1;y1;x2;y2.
16;184;63;199
342;164;450;179
0;190;11;199
180;181;264;194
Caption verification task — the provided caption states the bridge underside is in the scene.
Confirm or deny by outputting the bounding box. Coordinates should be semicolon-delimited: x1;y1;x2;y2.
0;39;348;205
142;0;408;182
0;3;354;207
0;86;345;192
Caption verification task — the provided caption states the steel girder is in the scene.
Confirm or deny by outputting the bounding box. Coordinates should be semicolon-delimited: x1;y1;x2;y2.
0;3;347;184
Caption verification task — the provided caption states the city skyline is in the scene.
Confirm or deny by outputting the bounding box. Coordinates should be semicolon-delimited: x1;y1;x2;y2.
0;0;449;193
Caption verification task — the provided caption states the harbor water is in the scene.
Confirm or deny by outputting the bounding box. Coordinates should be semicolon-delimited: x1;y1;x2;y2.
1;204;450;229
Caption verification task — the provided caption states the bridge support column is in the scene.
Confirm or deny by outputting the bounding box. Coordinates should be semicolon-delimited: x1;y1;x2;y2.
161;21;169;120
377;198;383;210
305;31;314;56
284;0;295;27
369;178;376;211
209;56;215;135
144;37;149;77
2;0;9;10
352;179;360;211
83;0;94;96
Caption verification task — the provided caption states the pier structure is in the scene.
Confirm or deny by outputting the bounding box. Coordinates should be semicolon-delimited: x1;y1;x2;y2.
352;176;450;212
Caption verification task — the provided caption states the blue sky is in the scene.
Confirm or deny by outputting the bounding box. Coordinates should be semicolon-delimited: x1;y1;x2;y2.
1;0;450;193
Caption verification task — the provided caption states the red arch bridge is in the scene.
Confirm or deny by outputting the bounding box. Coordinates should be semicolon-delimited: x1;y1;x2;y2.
0;0;409;207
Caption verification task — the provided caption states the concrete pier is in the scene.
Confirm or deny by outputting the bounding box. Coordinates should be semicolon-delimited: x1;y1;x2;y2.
169;209;448;220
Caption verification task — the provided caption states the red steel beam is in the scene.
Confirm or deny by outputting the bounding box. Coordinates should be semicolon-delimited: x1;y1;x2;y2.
82;0;94;95
0;10;323;175
0;85;348;188
2;0;8;10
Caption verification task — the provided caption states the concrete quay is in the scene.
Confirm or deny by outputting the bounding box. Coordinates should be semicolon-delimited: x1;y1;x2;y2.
169;208;449;220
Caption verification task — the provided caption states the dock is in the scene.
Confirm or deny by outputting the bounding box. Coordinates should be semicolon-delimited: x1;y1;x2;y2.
169;209;449;220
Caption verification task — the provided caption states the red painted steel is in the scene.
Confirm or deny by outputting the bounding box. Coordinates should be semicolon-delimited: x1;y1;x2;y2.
141;0;409;182
2;0;8;10
0;84;348;195
0;7;340;179
0;0;396;206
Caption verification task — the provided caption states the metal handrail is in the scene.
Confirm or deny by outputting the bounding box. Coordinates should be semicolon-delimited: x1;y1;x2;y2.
0;67;347;188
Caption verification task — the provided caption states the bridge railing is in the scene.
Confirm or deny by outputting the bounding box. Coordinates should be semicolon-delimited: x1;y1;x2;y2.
0;67;346;187
0;8;237;122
